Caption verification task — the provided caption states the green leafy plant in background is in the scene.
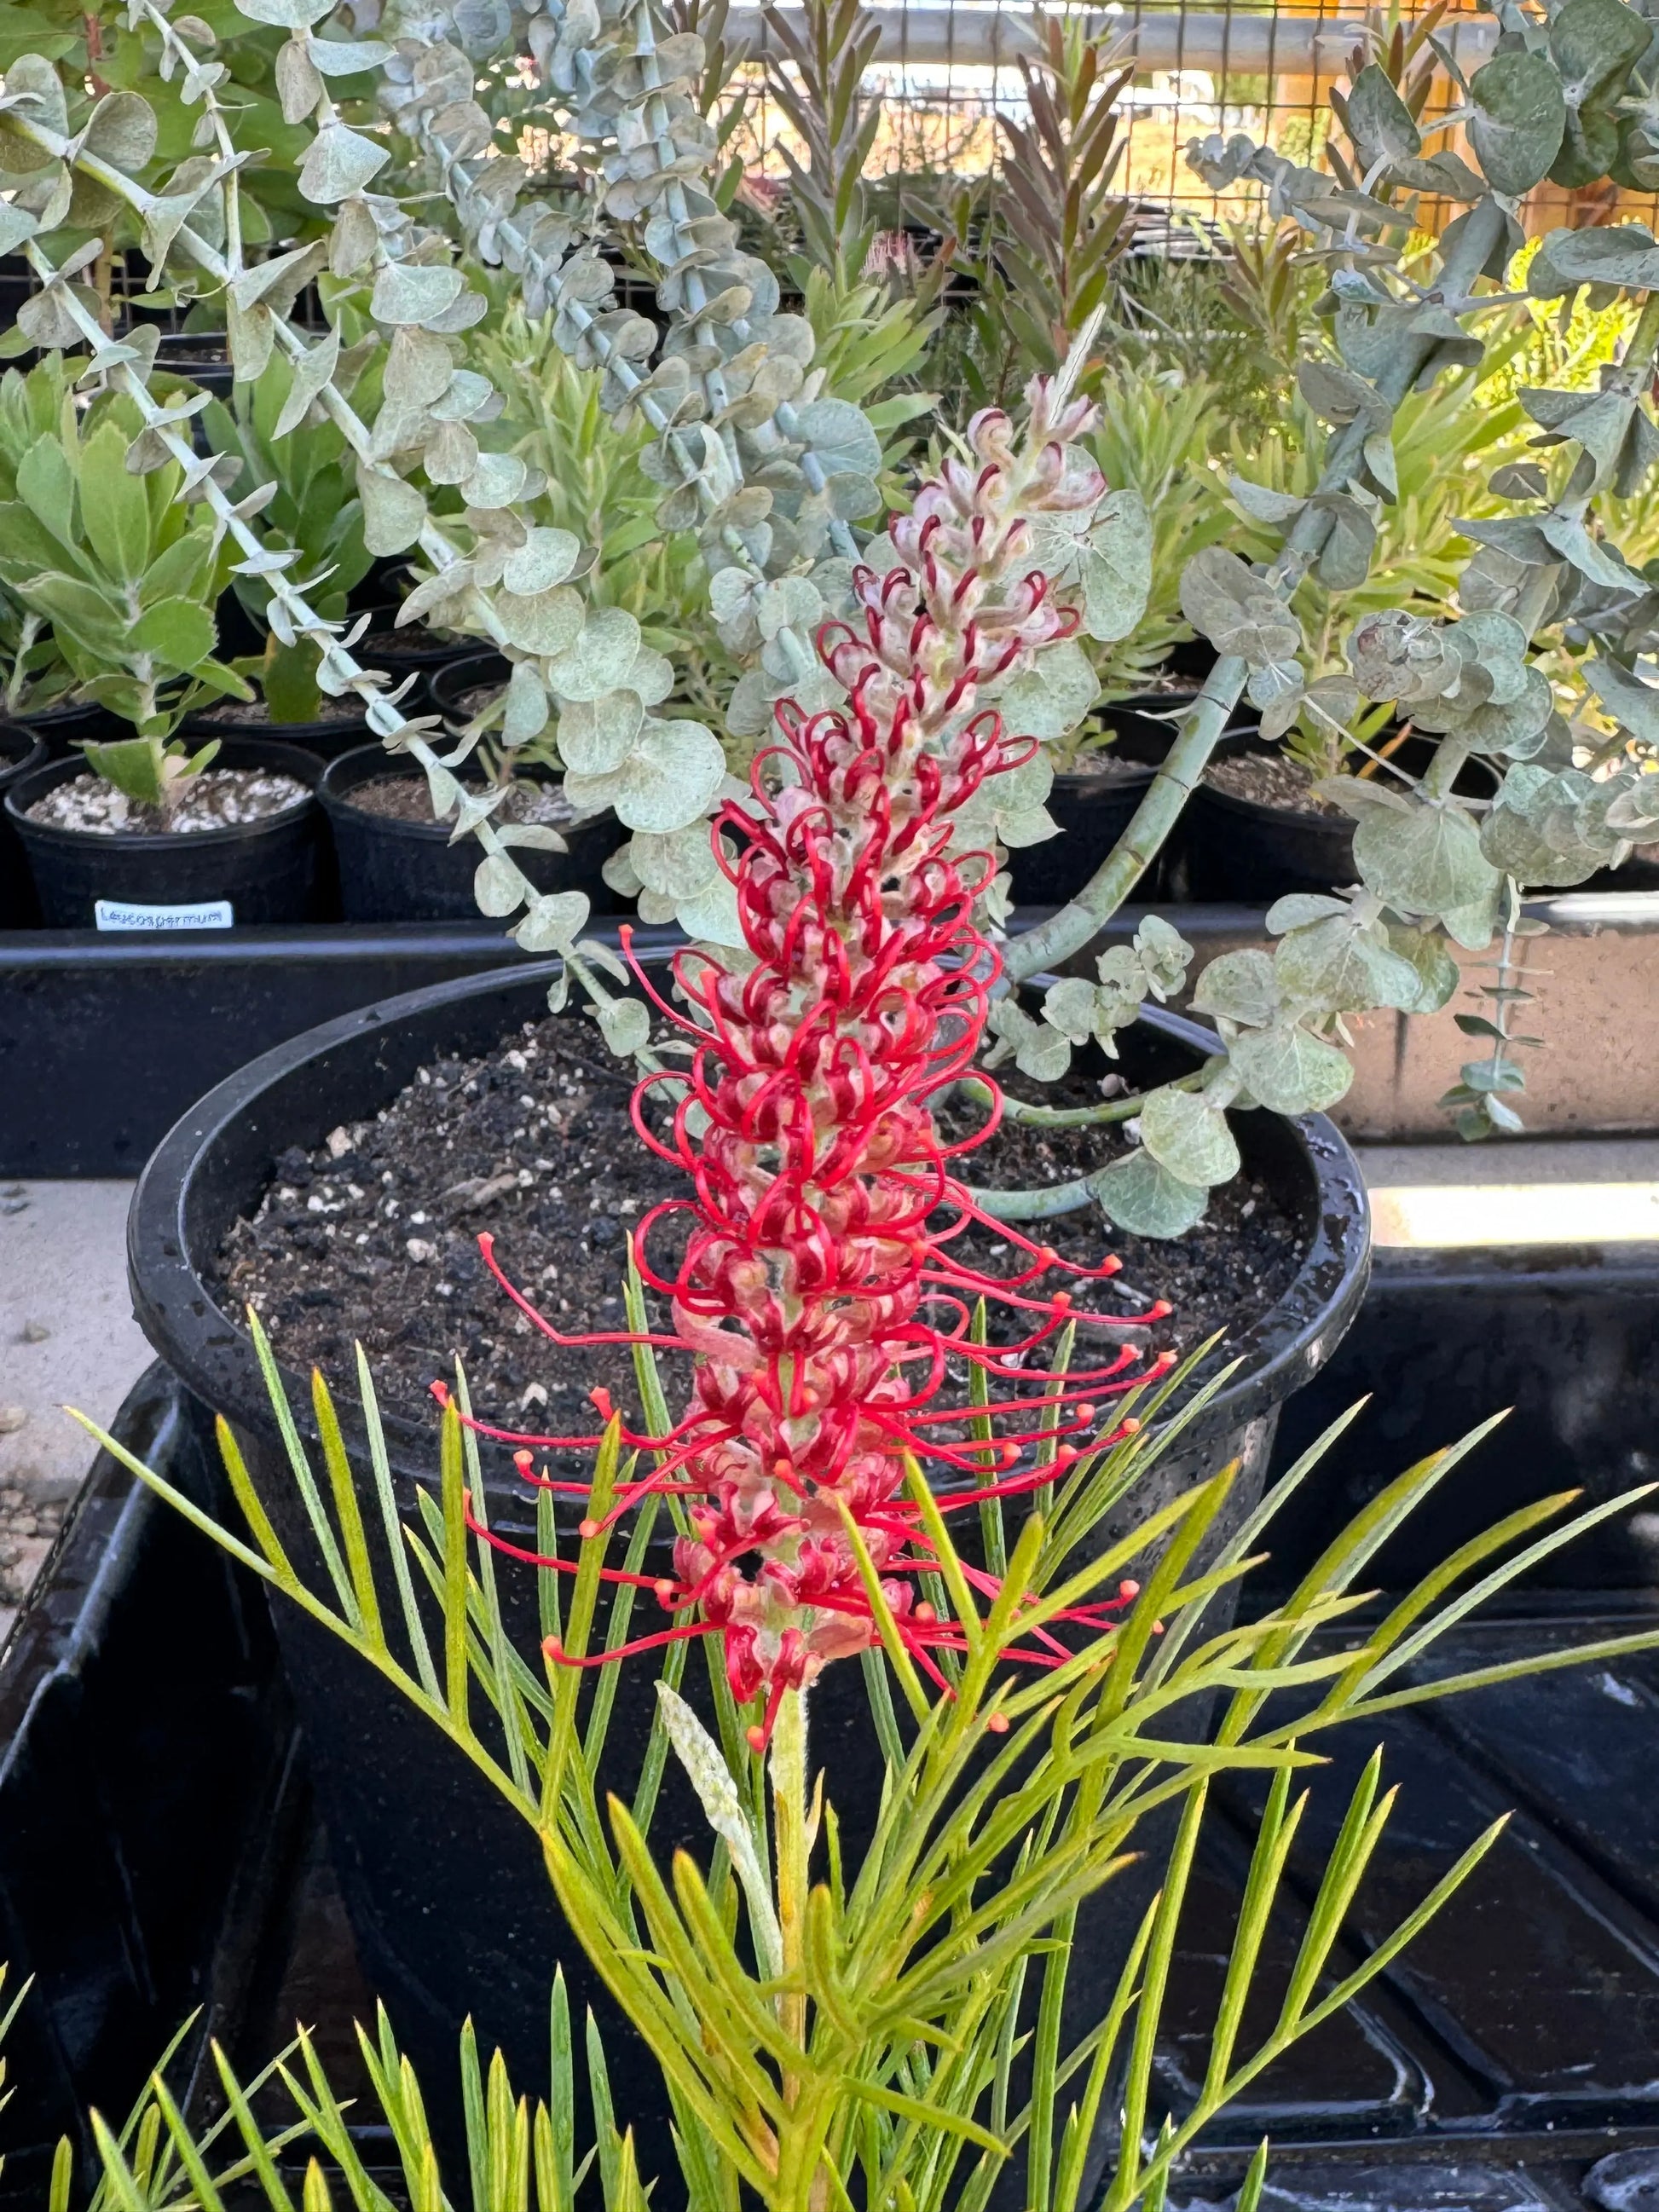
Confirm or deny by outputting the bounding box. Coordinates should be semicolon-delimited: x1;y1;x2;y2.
0;350;83;712
935;10;1135;413
0;369;245;740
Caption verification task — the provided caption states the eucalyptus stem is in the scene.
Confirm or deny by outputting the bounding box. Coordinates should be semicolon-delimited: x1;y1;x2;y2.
1002;193;1512;987
961;1069;1203;1130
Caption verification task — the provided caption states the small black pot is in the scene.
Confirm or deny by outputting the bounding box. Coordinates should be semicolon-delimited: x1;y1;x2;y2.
1182;748;1357;902
1009;710;1257;910
181;698;373;761
151;333;234;395
319;744;627;921
5;739;324;929
350;608;476;701
128;962;1368;2191
8;695;124;756
429;650;511;722
0;722;49;926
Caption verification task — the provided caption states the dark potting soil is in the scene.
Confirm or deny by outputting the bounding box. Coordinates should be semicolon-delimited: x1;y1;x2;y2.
194;696;368;729
343;773;579;829
26;767;310;835
1204;751;1343;817
212;1019;1307;1441
1058;748;1152;783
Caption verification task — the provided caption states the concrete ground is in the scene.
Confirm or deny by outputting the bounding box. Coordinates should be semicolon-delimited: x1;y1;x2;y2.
4;1135;1659;1643
0;1180;153;1645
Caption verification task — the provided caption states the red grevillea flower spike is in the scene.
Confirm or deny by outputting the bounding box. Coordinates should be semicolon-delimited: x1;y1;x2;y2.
446;371;1174;1747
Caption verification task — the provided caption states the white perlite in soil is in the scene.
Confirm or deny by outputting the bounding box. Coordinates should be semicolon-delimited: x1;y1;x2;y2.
27;769;310;835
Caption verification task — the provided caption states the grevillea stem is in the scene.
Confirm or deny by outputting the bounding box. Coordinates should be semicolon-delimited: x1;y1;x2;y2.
772;1687;810;2065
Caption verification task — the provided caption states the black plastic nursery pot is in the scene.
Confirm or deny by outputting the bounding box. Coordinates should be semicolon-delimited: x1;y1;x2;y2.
126;959;1370;2189
0;725;48;927
318;743;627;921
181;697;373;760
1180;751;1356;902
1010;711;1257;910
4;739;324;929
428;648;508;719
6;695;123;758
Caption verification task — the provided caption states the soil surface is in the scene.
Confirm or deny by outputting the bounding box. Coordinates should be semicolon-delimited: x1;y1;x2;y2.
1205;751;1345;817
212;1016;1307;1441
26;767;310;835
1060;748;1156;783
192;695;368;731
355;626;464;661
342;773;580;829
442;681;503;722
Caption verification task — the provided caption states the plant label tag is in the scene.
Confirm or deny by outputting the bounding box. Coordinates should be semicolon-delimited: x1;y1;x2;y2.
93;898;235;933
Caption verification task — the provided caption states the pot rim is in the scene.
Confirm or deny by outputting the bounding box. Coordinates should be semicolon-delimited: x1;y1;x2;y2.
1197;750;1356;833
318;743;575;835
429;650;511;715
0;723;49;783
129;957;1371;1470
3;736;321;852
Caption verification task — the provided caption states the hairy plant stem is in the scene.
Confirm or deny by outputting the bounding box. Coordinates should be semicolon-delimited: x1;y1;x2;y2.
1003;195;1512;986
959;1068;1203;1129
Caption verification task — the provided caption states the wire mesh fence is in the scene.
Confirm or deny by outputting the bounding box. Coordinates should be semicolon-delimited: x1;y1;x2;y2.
726;1;1627;240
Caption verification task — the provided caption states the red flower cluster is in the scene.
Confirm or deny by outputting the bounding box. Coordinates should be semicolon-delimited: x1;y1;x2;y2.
446;377;1172;1747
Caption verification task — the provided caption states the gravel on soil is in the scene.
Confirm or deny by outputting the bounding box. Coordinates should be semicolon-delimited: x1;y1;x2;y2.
1204;751;1345;817
342;773;580;828
26;767;311;835
212;1017;1308;1443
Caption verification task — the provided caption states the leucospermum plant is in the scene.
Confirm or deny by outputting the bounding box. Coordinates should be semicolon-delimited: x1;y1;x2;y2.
81;360;1659;2212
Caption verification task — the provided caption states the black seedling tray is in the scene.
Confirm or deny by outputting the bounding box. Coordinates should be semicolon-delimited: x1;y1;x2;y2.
5;1242;1659;2204
0;911;1271;1177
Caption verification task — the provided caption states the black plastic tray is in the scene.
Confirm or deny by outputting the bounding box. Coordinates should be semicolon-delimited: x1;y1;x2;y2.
0;912;1277;1178
5;1244;1659;2201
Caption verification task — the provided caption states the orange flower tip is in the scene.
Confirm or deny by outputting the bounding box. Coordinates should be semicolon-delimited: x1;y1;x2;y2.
1051;1291;1072;1310
1101;1256;1123;1276
513;1448;534;1473
1153;1620;1166;1635
542;1634;564;1658
914;1601;937;1626
1119;1579;1141;1599
1000;1443;1020;1466
589;1387;614;1414
579;1517;599;1540
774;1458;795;1480
1076;1403;1097;1423
1148;1302;1172;1322
744;1724;768;1753
461;1486;472;1510
430;1381;450;1406
1038;1245;1057;1265
654;1578;677;1601
987;1711;1010;1734
1119;1416;1142;1436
